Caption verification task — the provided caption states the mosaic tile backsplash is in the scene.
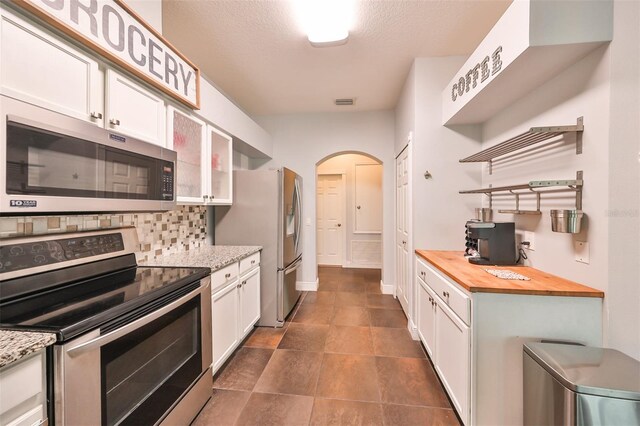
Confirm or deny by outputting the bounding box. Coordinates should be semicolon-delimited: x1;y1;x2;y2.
0;205;208;263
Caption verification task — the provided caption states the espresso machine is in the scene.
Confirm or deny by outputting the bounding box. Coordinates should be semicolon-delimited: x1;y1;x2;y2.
465;222;517;265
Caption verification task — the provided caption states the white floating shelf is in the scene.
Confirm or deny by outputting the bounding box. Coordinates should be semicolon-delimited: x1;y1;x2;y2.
442;0;613;125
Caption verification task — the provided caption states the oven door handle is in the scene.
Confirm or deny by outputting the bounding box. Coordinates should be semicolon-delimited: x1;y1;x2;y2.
66;286;201;357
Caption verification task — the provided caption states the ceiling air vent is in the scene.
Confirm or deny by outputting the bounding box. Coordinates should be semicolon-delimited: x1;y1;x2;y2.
335;98;354;106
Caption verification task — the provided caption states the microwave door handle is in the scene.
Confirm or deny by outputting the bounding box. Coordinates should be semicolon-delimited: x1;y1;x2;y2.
66;286;201;357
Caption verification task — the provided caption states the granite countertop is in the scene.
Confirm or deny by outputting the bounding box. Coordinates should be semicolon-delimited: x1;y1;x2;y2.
143;246;262;271
415;250;604;298
0;330;57;369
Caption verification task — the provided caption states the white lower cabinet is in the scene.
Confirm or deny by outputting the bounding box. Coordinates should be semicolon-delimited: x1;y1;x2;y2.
239;268;261;337
212;280;240;372
211;252;261;374
434;300;470;423
417;264;470;425
415;254;603;425
0;350;47;426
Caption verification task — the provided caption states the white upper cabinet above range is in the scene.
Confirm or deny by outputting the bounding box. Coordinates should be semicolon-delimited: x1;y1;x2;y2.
0;6;166;146
0;8;103;124
105;70;166;146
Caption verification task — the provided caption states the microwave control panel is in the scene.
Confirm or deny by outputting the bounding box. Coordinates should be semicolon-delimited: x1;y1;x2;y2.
162;162;174;200
0;233;124;273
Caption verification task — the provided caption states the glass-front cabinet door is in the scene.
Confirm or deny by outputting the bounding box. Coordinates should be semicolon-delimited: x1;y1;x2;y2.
167;106;206;203
207;126;233;205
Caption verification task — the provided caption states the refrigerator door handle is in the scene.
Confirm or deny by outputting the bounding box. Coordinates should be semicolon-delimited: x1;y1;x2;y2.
282;255;303;275
293;178;302;254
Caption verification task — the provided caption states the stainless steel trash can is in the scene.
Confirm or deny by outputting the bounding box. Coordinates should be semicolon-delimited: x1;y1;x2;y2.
523;342;640;425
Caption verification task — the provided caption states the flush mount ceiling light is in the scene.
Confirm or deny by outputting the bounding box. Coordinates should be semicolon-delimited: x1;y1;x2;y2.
294;0;354;47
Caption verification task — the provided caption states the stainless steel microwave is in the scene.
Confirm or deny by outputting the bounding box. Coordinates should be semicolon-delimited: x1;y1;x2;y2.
1;96;176;215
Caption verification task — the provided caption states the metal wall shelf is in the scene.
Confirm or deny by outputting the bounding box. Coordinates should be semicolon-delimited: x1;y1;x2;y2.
459;172;584;215
459;117;583;174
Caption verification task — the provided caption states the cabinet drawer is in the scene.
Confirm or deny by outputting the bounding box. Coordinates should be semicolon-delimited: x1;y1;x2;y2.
239;252;260;276
418;259;470;326
0;351;44;416
211;262;239;293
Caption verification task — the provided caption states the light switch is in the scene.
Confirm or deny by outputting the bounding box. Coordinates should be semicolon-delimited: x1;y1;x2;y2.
575;241;589;264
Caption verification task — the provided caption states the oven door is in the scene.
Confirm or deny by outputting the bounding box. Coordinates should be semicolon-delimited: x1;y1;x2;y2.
55;278;212;426
1;95;176;214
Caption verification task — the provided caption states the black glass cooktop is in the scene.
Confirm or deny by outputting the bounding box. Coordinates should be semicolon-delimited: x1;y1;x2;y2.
0;264;209;341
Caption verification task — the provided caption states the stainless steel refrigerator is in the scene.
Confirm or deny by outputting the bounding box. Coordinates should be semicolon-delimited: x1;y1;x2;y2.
214;168;302;327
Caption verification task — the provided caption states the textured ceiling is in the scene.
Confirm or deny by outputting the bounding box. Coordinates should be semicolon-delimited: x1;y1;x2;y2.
162;0;512;116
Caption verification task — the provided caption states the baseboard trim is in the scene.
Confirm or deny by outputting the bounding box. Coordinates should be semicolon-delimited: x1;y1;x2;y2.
343;263;382;270
380;280;393;295
407;319;419;340
297;278;319;291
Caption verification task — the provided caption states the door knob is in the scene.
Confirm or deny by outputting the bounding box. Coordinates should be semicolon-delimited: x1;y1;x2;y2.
356;205;361;210
337;223;342;227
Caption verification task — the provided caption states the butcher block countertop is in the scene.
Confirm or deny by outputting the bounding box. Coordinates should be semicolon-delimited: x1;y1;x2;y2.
416;250;604;298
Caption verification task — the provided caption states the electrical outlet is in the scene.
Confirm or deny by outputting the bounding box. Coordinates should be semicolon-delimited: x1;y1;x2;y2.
523;231;535;251
575;241;590;264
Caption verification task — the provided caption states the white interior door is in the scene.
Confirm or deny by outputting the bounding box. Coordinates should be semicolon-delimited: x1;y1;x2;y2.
317;174;344;266
354;164;383;233
396;148;409;312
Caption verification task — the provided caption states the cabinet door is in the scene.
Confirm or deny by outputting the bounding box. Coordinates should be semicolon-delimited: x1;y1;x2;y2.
239;267;260;337
0;9;103;125
207;126;233;204
435;301;470;425
212;281;240;372
417;278;436;359
106;70;165;146
167;106;207;203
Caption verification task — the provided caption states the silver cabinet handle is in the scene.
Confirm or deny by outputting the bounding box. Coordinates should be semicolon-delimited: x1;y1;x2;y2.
109;118;120;126
242;280;247;286
225;273;231;279
237;283;242;288
443;291;449;298
90;111;103;119
203;195;209;200
251;260;256;265
210;195;215;199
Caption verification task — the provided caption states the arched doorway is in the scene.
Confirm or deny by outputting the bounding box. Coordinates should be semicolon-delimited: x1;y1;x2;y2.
315;152;383;287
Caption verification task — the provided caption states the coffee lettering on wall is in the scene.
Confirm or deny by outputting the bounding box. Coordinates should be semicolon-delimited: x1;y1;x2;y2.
14;0;200;109
451;46;503;102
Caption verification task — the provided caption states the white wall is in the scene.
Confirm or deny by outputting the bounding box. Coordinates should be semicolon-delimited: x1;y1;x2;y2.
126;0;162;33
413;57;483;251
394;56;483;329
606;0;640;360
480;0;640;359
317;154;383;268
128;0;273;158
394;66;416;154
256;111;395;288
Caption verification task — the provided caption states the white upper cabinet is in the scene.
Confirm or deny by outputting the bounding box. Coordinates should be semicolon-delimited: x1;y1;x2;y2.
167;108;234;205
106;70;165;146
167;106;207;203
0;7;166;146
0;9;103;125
208;126;233;204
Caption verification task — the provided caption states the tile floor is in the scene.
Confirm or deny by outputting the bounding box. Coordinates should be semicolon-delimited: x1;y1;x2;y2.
192;267;461;426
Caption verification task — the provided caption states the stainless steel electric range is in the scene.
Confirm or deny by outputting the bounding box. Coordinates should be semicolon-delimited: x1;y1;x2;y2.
0;227;212;426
